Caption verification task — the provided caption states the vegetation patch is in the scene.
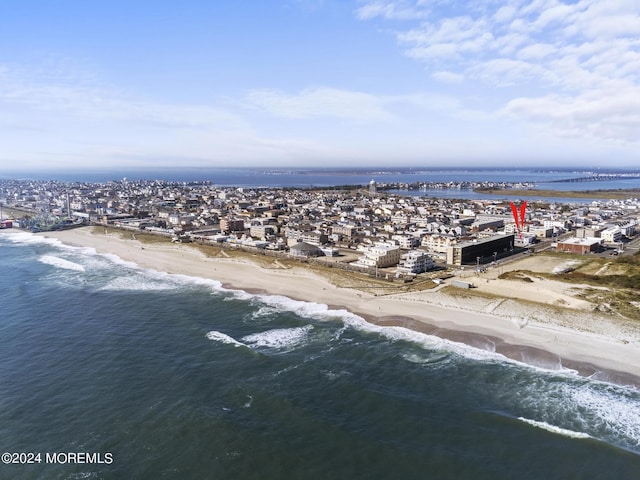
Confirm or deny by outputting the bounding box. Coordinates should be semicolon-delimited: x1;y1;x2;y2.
557;271;640;290
498;270;535;282
512;256;640;320
615;251;640;267
474;187;640;200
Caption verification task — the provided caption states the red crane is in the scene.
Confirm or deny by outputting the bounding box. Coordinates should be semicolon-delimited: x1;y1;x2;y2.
509;201;527;239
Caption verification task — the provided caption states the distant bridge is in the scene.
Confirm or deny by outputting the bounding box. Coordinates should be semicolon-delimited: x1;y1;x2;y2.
549;175;640;183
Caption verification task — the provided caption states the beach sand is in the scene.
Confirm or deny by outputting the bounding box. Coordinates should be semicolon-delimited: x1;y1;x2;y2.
39;227;640;384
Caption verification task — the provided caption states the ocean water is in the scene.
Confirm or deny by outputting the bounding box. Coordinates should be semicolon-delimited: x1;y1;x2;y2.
2;230;640;480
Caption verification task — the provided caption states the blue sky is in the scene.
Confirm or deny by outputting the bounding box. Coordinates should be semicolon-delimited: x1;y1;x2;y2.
1;0;639;171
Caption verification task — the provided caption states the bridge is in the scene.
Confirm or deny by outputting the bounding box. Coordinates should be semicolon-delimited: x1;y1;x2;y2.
549;175;640;183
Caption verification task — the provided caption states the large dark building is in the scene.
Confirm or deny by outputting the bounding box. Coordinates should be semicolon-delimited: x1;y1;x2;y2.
446;234;515;265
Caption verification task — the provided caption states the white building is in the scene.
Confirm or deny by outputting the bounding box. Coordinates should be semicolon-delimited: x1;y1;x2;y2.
514;234;536;247
397;251;436;274
352;244;401;268
392;234;420;250
617;221;636;238
601;226;622;244
421;234;458;253
250;224;277;240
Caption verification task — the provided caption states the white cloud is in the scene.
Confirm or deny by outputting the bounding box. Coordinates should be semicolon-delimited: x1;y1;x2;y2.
0;63;246;131
432;70;464;84
574;1;640;38
355;1;430;20
358;0;640;144
516;42;556;60
242;86;489;126
494;5;517;24
243;87;395;122
0;57;490;169
468;58;552;86
503;84;640;141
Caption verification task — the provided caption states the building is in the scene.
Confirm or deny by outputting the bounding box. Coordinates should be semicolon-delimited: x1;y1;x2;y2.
530;226;553;239
220;218;246;233
331;224;356;238
575;226;605;238
397;250;436;274
302;231;328;245
556;237;602;254
392;234;420;250
514;234;536;247
250;224;277;240
167;213;195;227
421;233;458;253
601;226;622;244
353;244;401;268
289;241;322;258
471;218;504;233
446;234;515;266
618;221;636;237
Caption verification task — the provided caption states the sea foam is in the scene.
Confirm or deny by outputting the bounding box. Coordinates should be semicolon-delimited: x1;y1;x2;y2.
206;331;247;348
225;287;565;369
565;383;640;448
518;417;591;439
241;325;314;351
509;376;640;451
2;230;64;247
39;255;86;272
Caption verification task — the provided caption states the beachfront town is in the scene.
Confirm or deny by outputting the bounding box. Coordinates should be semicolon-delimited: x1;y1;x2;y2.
1;178;639;277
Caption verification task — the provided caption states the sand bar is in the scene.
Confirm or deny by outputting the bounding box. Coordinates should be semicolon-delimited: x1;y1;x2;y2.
29;227;640;384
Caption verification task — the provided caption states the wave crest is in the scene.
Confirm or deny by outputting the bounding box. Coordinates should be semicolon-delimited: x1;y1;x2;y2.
39;255;85;272
518;417;591;439
206;331;247;348
241;325;314;351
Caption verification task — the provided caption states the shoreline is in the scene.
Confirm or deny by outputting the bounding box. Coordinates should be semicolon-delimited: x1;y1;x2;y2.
19;227;640;387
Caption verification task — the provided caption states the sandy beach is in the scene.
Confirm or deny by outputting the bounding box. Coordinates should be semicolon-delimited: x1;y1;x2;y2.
38;227;640;383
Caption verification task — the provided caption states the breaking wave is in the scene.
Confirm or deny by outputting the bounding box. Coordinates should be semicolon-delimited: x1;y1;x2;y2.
518;417;591;439
241;325;315;351
206;331;247;348
39;255;85;272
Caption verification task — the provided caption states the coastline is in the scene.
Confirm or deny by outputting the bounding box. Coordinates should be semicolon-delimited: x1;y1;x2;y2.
29;227;640;386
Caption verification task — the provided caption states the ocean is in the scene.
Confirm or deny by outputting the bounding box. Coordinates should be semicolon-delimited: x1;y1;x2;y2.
2;230;640;479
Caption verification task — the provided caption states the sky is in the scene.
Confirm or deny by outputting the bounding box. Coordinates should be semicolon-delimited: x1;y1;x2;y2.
1;0;639;171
